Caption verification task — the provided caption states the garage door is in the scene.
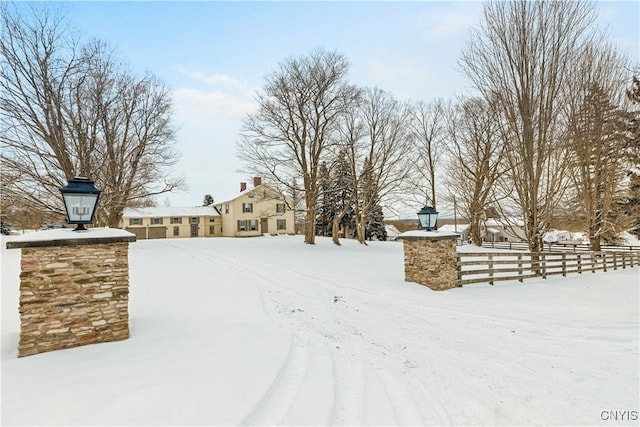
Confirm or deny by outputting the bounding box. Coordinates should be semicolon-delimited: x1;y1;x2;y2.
148;226;167;239
126;227;147;239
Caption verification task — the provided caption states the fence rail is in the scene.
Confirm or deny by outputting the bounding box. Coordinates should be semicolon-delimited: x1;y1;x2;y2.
480;241;640;252
458;250;640;286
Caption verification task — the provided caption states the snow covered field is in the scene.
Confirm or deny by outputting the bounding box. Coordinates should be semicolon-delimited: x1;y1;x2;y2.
2;235;638;426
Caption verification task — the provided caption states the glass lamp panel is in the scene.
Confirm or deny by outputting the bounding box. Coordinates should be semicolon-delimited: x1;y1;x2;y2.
63;193;98;223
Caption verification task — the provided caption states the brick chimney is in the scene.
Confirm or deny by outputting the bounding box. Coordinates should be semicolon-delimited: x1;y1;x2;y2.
253;177;262;187
240;182;247;192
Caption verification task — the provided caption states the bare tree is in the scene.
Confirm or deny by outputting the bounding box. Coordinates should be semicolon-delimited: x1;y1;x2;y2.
353;88;414;245
408;99;446;208
237;49;357;244
0;5;183;227
460;0;597;253
443;97;506;246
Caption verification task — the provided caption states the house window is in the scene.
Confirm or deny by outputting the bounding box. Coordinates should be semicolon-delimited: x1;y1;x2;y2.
277;219;286;230
173;226;179;236
237;220;246;232
249;219;258;231
225;203;229;214
129;218;142;225
209;225;215;234
152;217;163;225
190;217;199;224
276;203;285;214
170;217;182;224
242;203;253;213
209;217;216;223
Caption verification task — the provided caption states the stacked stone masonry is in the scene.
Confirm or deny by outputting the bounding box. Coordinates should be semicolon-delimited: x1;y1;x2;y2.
402;237;459;291
18;242;130;357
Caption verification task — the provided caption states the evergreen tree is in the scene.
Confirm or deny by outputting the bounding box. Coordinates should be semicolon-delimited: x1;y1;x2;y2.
355;156;386;242
315;162;333;236
329;149;356;238
568;83;628;249
366;204;387;241
624;76;640;236
202;194;214;206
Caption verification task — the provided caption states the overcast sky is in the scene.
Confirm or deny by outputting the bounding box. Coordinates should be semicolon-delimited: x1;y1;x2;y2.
50;1;640;210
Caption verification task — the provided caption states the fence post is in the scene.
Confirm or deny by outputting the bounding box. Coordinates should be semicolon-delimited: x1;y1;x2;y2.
518;254;523;283
577;253;582;274
592;252;596;273
602;252;607;272
488;253;494;286
613;252;618;270
457;255;462;287
562;253;566;277
621;252;626;269
542;253;547;279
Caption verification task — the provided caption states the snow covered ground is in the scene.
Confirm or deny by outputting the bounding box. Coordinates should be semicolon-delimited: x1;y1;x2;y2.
2;235;639;426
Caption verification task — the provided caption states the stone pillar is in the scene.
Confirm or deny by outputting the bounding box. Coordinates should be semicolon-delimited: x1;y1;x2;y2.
398;230;459;291
6;228;136;357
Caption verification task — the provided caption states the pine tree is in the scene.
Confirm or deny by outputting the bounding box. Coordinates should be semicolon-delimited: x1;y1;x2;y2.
202;194;214;206
315;162;333;236
366;204;387;241
624;76;640;237
329;149;355;239
568;83;628;249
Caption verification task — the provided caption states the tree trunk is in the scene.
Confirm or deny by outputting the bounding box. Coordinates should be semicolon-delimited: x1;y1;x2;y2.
304;207;316;244
469;221;483;246
331;216;343;246
356;218;367;245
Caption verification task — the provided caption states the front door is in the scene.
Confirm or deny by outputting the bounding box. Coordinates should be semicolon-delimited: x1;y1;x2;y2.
191;224;198;237
261;218;268;234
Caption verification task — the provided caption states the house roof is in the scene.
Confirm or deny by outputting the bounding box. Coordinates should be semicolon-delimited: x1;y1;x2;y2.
485;218;525;227
438;224;470;233
385;224;401;237
122;206;221;218
215;184;286;205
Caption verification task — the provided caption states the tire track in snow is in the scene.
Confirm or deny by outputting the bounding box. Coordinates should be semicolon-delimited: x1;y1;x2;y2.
241;334;310;426
373;367;426;425
330;350;365;425
162;241;453;425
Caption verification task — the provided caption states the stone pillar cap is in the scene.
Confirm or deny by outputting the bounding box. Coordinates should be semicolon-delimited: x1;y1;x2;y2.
6;228;136;249
398;230;459;240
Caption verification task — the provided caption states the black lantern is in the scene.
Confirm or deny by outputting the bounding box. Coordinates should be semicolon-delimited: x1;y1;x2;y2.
60;177;101;231
417;206;438;231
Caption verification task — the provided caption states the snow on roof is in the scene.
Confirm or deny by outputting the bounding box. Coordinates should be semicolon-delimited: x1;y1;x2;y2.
385;224;401;237
439;224;470;233
122;206;221;218
485;218;524;227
